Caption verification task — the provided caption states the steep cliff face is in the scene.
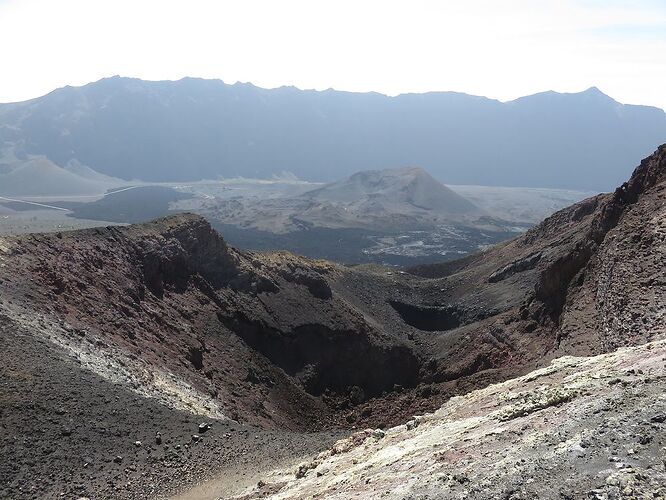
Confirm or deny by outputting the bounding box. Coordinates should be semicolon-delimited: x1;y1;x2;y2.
555;146;666;353
407;144;666;354
0;214;425;431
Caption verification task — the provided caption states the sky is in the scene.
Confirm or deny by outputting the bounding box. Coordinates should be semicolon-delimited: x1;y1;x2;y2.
1;0;665;109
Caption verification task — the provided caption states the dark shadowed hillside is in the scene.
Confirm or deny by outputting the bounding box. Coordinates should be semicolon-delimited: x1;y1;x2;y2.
1;77;665;190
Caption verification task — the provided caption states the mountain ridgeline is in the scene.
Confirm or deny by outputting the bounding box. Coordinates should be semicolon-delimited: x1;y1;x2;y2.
1;77;666;190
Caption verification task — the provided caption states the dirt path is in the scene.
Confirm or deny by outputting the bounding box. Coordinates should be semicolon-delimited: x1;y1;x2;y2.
0;195;69;211
172;453;308;500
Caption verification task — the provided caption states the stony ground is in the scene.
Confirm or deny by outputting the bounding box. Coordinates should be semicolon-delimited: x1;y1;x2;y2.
231;338;666;499
0;314;341;500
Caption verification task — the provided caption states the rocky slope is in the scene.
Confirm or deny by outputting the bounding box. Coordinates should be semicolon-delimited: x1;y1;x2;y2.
0;314;341;499
235;339;666;499
224;145;666;499
1;145;665;498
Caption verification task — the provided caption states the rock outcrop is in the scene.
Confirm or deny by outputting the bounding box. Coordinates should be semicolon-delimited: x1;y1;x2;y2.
236;339;666;499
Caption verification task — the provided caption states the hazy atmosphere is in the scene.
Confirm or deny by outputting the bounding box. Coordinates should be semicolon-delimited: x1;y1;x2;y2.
1;0;666;109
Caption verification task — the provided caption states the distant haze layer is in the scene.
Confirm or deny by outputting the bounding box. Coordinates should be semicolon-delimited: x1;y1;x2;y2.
1;77;665;191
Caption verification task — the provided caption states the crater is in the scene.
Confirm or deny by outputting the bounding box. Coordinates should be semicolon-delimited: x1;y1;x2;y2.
389;300;464;332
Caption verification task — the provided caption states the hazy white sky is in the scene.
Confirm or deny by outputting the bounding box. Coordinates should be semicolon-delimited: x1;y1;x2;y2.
1;0;665;109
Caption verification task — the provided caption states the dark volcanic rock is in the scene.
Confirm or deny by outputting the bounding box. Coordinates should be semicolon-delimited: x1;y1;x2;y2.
488;252;542;283
1;145;666;498
0;317;340;499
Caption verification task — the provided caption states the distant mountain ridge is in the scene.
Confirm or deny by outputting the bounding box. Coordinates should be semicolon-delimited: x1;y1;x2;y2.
1;77;665;190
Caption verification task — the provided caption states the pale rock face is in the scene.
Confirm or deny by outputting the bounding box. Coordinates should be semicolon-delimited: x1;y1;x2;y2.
236;339;666;499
